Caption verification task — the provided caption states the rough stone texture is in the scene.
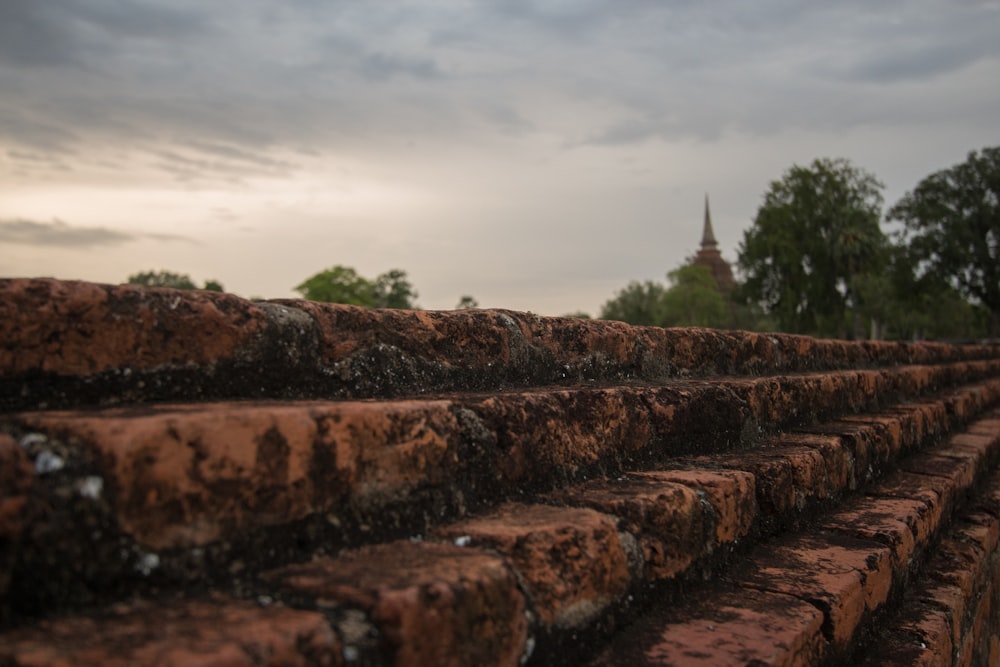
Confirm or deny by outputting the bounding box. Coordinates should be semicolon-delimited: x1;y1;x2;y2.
263;541;528;667
434;503;631;628
820;497;923;572
860;606;954;667
0;279;268;376
548;475;705;580
0;434;33;606
3;279;1000;666
10;400;463;550
590;587;825;667
5;278;1000;412
741;533;893;653
0;598;340;667
631;469;756;547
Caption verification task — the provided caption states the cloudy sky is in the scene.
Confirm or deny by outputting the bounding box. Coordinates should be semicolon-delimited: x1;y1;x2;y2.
2;1;998;314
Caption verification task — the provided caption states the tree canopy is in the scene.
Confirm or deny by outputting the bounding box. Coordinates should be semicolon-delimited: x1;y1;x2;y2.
599;280;668;326
294;265;418;308
599;264;735;328
887;146;1000;337
660;264;729;328
127;271;223;292
737;157;887;338
455;295;479;309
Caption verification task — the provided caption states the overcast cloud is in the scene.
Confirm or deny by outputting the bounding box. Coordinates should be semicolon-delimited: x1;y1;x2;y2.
2;1;998;313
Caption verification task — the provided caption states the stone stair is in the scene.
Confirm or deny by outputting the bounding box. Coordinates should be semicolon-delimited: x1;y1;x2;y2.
1;278;1000;666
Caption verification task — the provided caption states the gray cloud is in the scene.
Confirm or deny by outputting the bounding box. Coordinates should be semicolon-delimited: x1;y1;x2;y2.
2;0;997;168
0;219;189;248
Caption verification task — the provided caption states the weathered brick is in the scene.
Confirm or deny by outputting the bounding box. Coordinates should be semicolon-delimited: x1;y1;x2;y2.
774;432;855;492
819;496;922;572
688;445;833;517
860;604;954;667
548;475;705;580
13;400;463;549
0;278;268;376
263;541;527;667
740;533;892;652
898;453;978;512
868;471;947;544
589;586;825;667
634;469;756;546
0;598;340;667
463;389;652;485
0;434;33;541
434;503;630;628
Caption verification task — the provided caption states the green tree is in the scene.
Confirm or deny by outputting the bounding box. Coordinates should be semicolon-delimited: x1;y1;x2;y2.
599;280;668;326
294;265;377;305
373;269;418;308
294;266;418;308
887;146;1000;337
661;264;729;328
737;157;887;337
127;270;223;292
455;295;479;309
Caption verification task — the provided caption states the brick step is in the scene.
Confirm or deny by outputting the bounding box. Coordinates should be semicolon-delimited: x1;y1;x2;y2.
3;370;999;625
858;468;1000;666
588;411;1000;666
1;400;997;666
5;279;1000;411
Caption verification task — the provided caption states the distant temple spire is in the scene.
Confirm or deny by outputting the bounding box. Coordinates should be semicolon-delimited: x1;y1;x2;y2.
692;194;735;291
701;193;719;249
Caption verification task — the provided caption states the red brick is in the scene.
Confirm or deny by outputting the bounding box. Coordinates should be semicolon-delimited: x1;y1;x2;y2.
590;587;825;666
0;434;33;541
966;418;1000;438
14;400;463;549
898;453;977;511
688;445;832;516
464;389;652;484
0;278;268;376
838;414;906;457
635;469;756;546
262;541;527;667
811;419;898;485
434;503;630;628
741;533;892;652
868;471;946;544
861;604;954;667
819;496;921;571
0;598;340;667
919;581;966;650
774;432;855;492
926;539;985;605
549;475;704;580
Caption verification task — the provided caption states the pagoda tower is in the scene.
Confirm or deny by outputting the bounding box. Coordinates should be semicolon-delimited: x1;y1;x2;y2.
691;194;735;291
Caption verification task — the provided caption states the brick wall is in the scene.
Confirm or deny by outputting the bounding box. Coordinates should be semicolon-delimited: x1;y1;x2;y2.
1;278;999;666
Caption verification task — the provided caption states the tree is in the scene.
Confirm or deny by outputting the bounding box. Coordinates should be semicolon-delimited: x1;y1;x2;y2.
127;271;223;292
599;280;668;326
887;146;1000;337
660;264;729;328
294;265;418;308
294;266;376;305
373;269;418;308
455;295;479;309
737;157;887;337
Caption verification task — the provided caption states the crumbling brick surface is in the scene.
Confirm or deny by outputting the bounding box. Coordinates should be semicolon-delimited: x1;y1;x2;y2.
2;279;1000;666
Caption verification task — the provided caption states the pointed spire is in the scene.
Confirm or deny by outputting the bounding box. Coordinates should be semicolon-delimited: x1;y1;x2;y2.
701;193;718;249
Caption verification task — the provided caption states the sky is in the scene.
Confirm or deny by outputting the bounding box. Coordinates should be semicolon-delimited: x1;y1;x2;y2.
2;1;999;315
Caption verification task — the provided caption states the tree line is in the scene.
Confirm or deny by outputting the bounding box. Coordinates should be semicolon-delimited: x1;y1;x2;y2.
124;266;476;310
600;146;1000;340
124;145;998;340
